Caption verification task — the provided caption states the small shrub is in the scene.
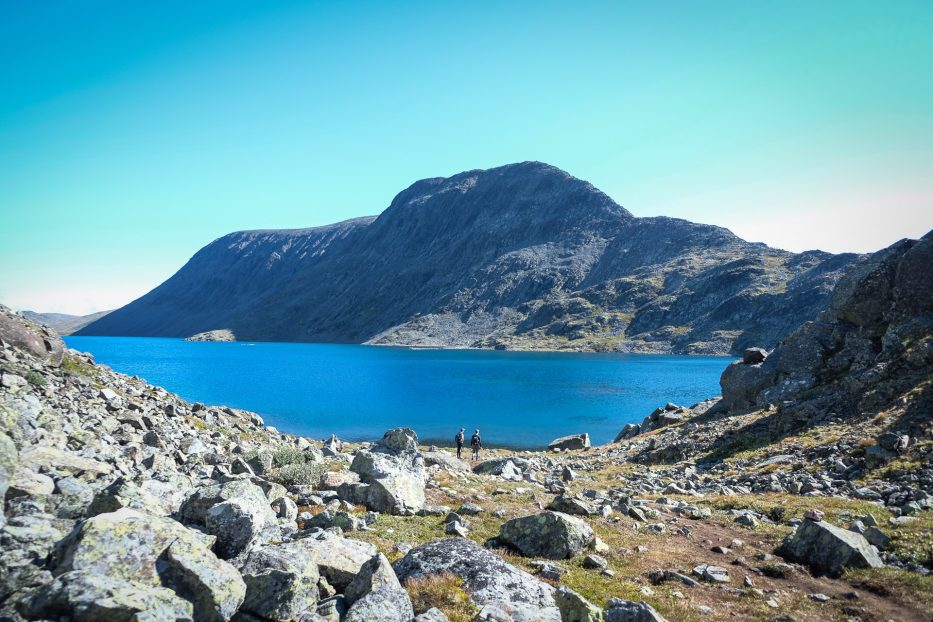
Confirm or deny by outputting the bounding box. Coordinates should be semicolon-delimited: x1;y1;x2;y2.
405;573;477;622
271;462;324;487
272;446;306;468
61;355;96;377
25;370;46;387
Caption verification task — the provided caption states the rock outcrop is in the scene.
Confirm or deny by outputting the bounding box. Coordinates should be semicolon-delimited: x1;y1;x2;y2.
393;538;561;622
779;517;884;576
498;511;595;559
77;163;859;355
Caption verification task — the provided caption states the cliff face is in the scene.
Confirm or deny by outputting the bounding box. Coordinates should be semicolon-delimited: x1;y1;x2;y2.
720;230;933;431
80;162;860;354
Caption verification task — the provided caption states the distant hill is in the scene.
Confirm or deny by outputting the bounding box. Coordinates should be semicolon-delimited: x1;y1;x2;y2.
24;310;111;336
79;161;861;354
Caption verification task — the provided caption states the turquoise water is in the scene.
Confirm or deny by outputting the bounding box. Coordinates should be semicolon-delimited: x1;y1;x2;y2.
64;337;729;448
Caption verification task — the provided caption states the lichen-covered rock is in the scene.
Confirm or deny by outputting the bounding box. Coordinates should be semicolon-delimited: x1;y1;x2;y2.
344;553;400;606
178;479;275;526
377;427;419;454
239;542;321;621
554;586;602;622
86;477;170;517
344;585;413;622
22;570;194;622
779;518;883;576
348;450;426;515
50;508;244;621
498;511;594;559
605;598;668;622
205;499;266;559
286;530;378;590
547;434;590;451
393;538;561;622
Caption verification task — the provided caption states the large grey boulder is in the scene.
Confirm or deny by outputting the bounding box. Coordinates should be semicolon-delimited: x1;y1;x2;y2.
205;499;266;559
779;517;884;576
344;553;401;606
605;598;668;622
554;586;602;622
422;450;470;472
86;477;171;517
23;570;194;622
238;542;321;621
288;530;378;590
50;508;245;621
498;511;595;559
393;538;561;622
377;427;419;454
547;434;590;451
0;305;65;366
344;586;413;622
348;449;426;515
179;479;276;526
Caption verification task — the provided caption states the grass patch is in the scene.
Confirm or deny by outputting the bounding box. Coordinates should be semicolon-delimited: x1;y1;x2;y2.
25;370;45;387
272;446;306;467
61;354;97;377
405;573;477;622
846;567;933;613
270;462;324;487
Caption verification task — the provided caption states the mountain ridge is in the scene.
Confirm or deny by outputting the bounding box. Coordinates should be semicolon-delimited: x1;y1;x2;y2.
79;161;862;354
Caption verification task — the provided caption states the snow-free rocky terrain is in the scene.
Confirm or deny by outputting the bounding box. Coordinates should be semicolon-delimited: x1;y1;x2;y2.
79;162;860;355
1;231;931;621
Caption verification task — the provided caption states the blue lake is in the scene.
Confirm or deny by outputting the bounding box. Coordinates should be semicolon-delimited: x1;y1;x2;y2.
64;337;730;448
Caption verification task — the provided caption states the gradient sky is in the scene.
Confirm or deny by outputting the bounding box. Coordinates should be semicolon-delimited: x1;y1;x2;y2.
2;1;932;315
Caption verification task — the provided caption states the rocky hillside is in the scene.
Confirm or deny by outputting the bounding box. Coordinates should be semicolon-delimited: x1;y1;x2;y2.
78;162;859;354
3;292;933;621
22;311;111;336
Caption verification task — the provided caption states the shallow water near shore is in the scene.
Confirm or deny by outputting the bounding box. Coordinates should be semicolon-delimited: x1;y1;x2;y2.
65;337;730;448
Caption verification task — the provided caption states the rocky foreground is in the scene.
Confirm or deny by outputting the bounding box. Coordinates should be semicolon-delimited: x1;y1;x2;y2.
1;234;931;622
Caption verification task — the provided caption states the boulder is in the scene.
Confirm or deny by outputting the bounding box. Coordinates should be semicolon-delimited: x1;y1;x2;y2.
0;305;65;366
288;530;378;590
613;424;640;443
50;508;245;621
742;347;768;364
554;586;602;622
548;494;597;516
422;451;469;472
86;477;171;517
205;499;266;559
498;511;594;559
377;427;419;454
547;434;590;451
178;479;276;526
393;538;561;622
23;570;194;622
344;553;401;606
344;586;413;622
7;467;54;498
18;445;112;477
414;608;451;622
348;450;426;515
605;598;668;622
779;518;883;576
238;542;321;621
718;359;775;411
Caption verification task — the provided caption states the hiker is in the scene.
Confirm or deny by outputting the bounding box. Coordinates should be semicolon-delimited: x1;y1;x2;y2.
455;428;465;459
470;429;482;461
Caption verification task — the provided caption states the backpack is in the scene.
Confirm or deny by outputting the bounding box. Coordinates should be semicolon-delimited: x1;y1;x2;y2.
455;432;464;444
471;433;481;447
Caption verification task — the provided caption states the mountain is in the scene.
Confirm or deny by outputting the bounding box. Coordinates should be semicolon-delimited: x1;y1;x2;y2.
23;310;111;336
79;161;861;354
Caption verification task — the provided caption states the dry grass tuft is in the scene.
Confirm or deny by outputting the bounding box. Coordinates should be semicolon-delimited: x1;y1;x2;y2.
404;572;478;622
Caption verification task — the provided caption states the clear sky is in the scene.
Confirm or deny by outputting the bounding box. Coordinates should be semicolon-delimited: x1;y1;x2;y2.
2;1;932;315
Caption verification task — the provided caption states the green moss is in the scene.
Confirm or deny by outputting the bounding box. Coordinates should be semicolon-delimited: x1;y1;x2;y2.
25;370;45;387
61;354;97;377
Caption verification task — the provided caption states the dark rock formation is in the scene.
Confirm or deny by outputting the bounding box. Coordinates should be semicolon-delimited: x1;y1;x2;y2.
78;162;859;354
0;306;65;366
719;230;933;427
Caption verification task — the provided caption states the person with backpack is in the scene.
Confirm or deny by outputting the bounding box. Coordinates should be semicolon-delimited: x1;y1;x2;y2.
455;428;465;459
470;429;482;461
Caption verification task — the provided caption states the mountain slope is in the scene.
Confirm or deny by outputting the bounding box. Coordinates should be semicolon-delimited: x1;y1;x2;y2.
23;310;111;336
79;162;860;354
